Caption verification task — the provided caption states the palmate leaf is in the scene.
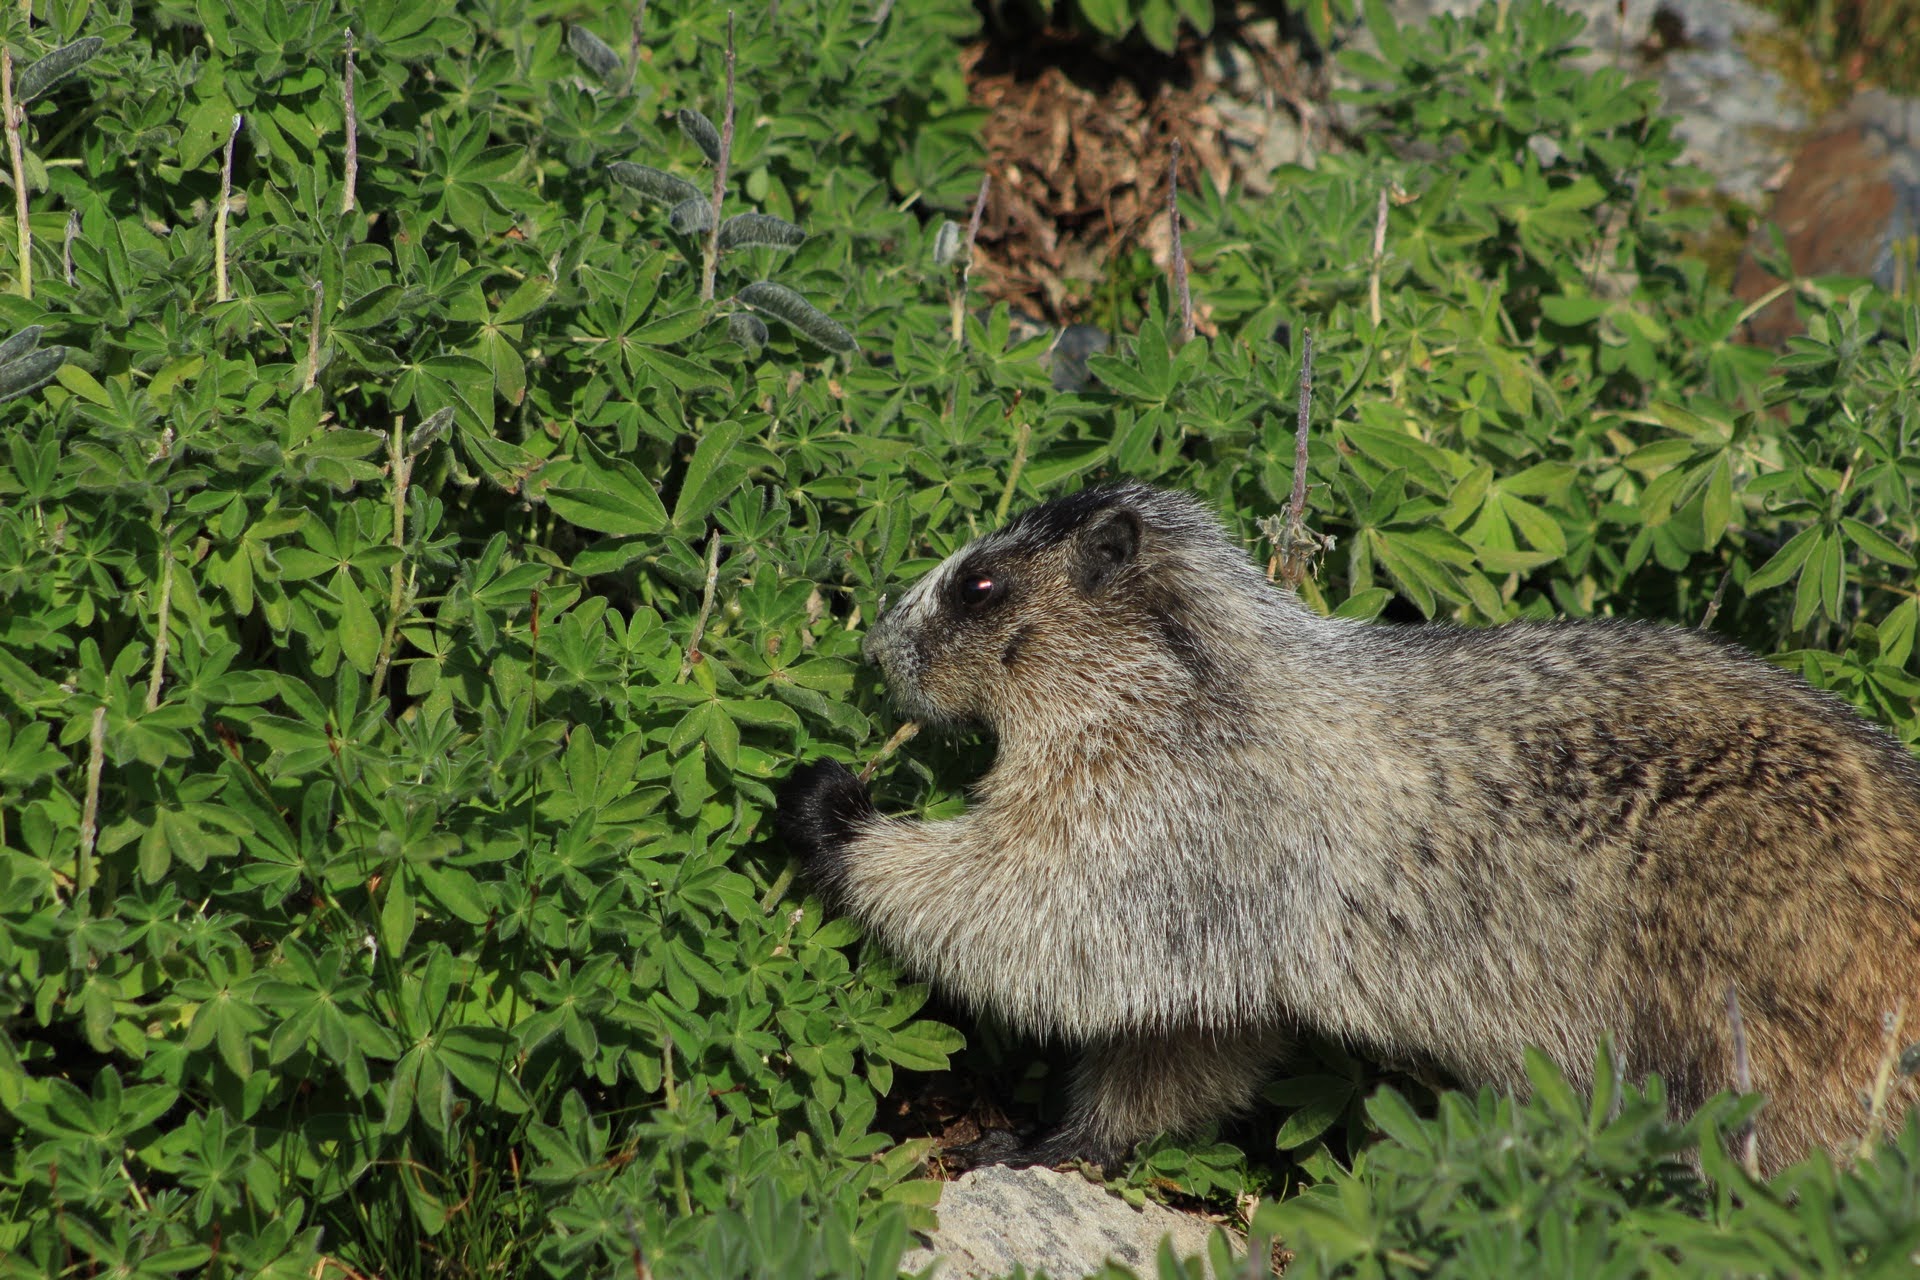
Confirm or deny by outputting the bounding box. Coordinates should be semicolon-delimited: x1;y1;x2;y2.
1266;1074;1357;1150
738;281;856;353
545;437;670;539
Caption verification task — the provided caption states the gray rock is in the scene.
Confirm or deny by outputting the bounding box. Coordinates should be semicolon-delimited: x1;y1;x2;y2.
1732;89;1920;343
1049;323;1109;393
901;1165;1240;1279
1211;97;1305;197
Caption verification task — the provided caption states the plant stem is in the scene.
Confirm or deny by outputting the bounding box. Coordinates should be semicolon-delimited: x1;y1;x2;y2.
146;525;173;710
661;1043;693;1217
78;706;105;914
1699;565;1733;630
62;208;76;285
1369;186;1388;330
699;11;735;303
675;534;723;683
857;719;921;784
1730;280;1793;334
757;864;795;915
1725;982;1761;1179
340;31;357;215
1858;1002;1907;1162
370;413;412;699
1167;139;1191;344
1278;329;1316;588
995;399;1030;523
952;172;990;346
302;278;323;392
3;48;29;300
215;113;241;303
116;1160;150;1212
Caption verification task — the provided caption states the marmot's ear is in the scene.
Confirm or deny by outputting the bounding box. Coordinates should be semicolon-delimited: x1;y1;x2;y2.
1069;507;1141;594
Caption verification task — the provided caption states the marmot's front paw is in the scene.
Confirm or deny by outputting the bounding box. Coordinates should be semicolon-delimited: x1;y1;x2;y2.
774;758;877;899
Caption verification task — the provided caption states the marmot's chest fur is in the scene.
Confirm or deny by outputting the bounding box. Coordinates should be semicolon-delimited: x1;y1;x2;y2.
777;481;1920;1174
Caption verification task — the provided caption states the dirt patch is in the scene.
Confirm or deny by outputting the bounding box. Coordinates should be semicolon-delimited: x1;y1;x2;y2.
962;11;1315;326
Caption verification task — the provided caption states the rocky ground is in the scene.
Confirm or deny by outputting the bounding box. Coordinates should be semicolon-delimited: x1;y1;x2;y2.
900;1165;1243;1279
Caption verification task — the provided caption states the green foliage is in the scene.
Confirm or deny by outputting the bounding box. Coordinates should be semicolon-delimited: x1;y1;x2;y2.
1003;0;1214;54
1257;1046;1920;1278
0;0;978;1274
1;0;1916;1276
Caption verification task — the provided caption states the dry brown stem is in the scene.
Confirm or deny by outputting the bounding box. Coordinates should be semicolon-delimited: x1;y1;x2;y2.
78;705;105;910
341;30;358;214
1275;330;1320;588
145;527;173;710
3;49;28;300
951;171;991;346
699;12;735;303
1726;982;1761;1179
1168;139;1191;343
215;113;241;302
675;533;723;683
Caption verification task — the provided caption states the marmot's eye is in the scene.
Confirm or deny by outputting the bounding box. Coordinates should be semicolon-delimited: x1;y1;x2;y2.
956;575;998;608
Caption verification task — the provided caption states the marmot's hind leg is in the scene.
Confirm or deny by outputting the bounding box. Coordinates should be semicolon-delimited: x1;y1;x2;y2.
1061;1025;1289;1166
947;1026;1288;1173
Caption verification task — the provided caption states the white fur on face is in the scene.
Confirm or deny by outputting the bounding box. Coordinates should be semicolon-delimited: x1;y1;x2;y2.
861;549;974;724
884;550;963;630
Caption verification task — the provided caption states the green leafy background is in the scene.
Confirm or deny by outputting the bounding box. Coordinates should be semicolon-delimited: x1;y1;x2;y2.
0;0;1916;1276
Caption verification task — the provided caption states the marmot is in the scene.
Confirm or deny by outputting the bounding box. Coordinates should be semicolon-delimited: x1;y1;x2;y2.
776;481;1920;1174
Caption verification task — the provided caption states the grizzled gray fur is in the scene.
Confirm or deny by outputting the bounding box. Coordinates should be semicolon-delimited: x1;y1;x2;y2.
776;482;1920;1173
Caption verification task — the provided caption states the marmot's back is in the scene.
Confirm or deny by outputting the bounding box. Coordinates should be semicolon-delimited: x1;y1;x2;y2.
1322;617;1920;1167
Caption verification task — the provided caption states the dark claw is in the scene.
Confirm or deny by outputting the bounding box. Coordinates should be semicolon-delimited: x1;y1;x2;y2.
774;758;876;900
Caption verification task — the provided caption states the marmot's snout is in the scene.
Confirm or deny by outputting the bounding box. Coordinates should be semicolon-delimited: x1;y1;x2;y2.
860;590;941;723
860;601;905;674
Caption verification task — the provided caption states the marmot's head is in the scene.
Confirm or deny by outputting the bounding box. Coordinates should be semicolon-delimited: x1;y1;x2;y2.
861;482;1266;733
